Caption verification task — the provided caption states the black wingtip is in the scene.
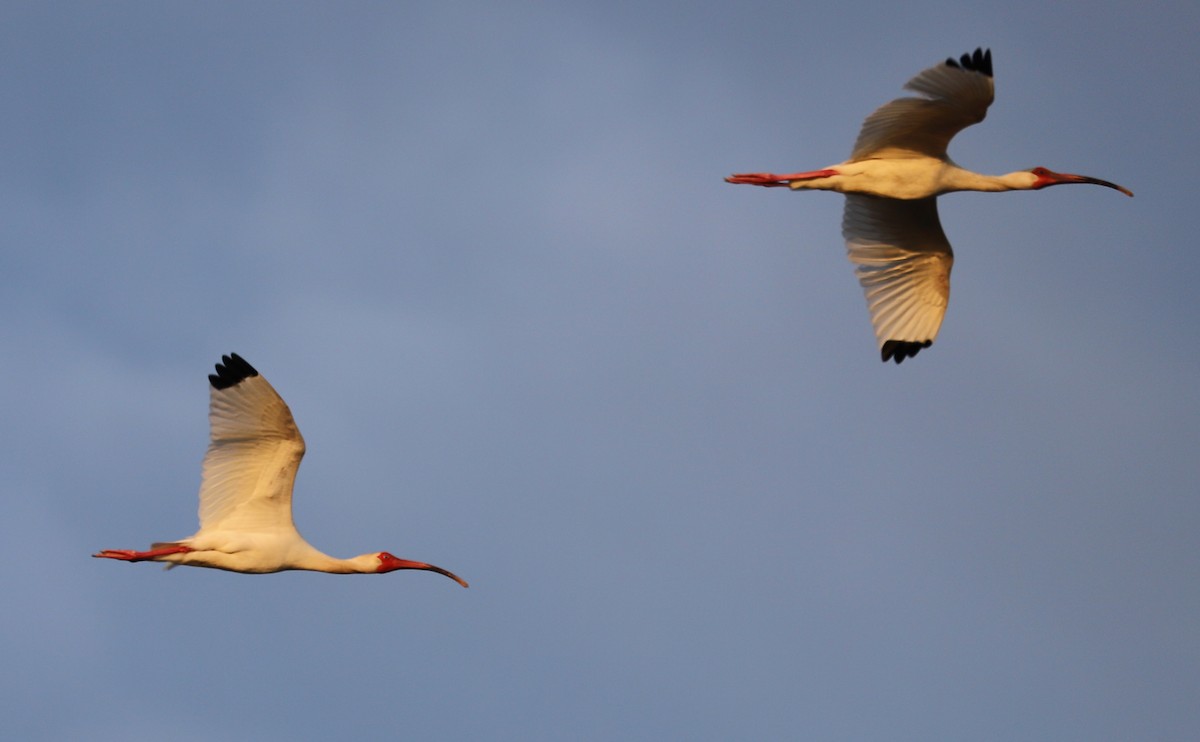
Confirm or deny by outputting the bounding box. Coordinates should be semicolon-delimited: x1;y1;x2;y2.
944;47;992;78
208;353;259;390
881;340;932;364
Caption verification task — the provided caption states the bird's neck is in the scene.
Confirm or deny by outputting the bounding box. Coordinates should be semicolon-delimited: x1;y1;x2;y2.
943;167;1036;193
290;548;379;574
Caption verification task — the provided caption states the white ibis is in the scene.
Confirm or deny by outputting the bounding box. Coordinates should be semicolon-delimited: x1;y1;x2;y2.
94;353;468;586
727;48;1132;363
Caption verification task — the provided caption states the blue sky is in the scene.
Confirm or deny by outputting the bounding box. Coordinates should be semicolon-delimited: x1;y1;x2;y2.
4;2;1198;740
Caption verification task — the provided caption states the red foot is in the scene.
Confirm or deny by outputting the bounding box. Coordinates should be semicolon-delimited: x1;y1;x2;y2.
93;545;193;562
725;169;839;187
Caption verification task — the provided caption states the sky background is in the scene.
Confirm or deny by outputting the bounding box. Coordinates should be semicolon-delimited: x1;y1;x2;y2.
3;2;1198;740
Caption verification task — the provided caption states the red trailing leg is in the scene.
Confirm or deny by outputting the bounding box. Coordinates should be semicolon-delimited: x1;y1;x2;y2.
93;545;193;562
725;169;839;187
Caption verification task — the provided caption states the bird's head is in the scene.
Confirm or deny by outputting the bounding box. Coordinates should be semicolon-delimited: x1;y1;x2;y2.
374;551;469;587
1026;167;1133;196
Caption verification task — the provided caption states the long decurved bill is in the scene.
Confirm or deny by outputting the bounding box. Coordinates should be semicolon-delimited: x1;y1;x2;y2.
423;564;470;588
1039;169;1133;197
379;555;469;587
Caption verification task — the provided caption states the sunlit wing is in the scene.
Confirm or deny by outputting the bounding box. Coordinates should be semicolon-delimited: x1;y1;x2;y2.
850;48;994;161
196;354;306;534
843;194;954;363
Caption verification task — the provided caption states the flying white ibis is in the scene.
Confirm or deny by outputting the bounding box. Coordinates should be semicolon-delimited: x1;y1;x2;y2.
726;48;1132;363
94;353;468;586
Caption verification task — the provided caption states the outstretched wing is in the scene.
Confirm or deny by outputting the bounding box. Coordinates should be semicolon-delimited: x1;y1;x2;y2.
843;195;954;363
850;48;994;161
195;353;306;534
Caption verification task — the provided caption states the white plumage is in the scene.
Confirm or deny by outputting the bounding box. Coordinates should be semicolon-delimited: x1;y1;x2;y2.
94;353;468;586
727;48;1131;363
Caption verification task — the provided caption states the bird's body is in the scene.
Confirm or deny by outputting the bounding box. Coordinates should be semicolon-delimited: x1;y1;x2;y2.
727;48;1132;363
778;159;1054;200
94;353;468;587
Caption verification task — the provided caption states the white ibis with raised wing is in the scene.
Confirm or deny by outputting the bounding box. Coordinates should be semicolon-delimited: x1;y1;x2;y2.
727;48;1132;363
94;353;468;586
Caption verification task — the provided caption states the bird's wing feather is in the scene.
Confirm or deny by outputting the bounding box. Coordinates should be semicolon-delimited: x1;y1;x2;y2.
843;194;953;353
197;369;306;535
850;50;994;161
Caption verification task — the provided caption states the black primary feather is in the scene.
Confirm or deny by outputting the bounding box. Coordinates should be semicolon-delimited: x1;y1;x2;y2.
944;47;993;78
208;353;259;390
881;340;932;364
